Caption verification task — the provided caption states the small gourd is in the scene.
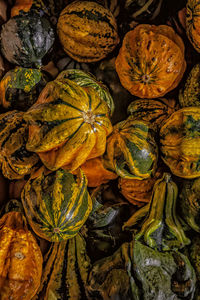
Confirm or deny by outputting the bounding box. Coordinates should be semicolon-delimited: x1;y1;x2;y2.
186;0;200;52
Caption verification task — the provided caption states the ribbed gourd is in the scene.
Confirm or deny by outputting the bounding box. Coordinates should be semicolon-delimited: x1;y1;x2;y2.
0;199;43;300
115;24;186;98
186;0;200;52
0;11;55;68
33;233;91;300
57;1;119;62
0;111;40;180
0;67;48;111
23;77;112;172
127;98;178;131
179;64;200;107
56;69;115;115
21;167;92;242
160;107;200;178
103;118;158;179
135;173;190;251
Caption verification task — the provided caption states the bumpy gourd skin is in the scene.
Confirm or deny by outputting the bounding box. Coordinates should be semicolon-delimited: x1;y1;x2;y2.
160;107;200;178
186;0;200;52
0;211;43;300
103;118;158;179
33;233;90;300
115;24;186;98
24;78;112;172
21;167;92;242
179;64;200;107
135;173;190;251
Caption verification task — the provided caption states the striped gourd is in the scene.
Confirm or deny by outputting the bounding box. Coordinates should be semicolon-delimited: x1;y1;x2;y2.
115;24;186;98
127;98;178;130
56;69;114;115
0;67;48;111
0;111;39;180
103;118;158;179
160;107;200;178
186;0;200;52
33;233;90;300
57;1;119;62
136;173;190;251
179;64;200;107
21;167;92;242
23;78;112;172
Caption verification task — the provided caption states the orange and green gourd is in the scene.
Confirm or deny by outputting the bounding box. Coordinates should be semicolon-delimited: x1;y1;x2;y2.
115;24;186;98
57;1;119;62
21;167;93;242
135;173;190;251
33;233;91;300
23;78;113;172
186;0;200;52
103;118;158;179
56;69;115;116
0;199;43;300
179;63;200;107
0;111;40;180
127;98;178;131
160;107;200;178
0;67;48;111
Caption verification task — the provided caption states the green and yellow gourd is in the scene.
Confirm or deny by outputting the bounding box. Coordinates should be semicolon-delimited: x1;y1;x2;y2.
21;167;92;242
23;77;112;172
33;233;91;300
57;1;119;62
103;118;158;179
0;111;40;180
0;67;48;111
56;69;114;115
135;173;190;251
160;107;200;178
179;64;200;107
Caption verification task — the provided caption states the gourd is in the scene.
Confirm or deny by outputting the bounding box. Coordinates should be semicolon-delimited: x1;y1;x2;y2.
0;11;55;68
127;98;178;131
80;157;117;187
21;167;92;242
0;199;43;300
160;107;200;178
135;173;190;251
103;118;158;179
23;78;112;172
179;64;200;107
56;69;115;115
186;0;200;52
118;168;162;206
0;110;40;180
115;24;186;98
33;233;90;300
57;1;119;62
0;67;48;111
